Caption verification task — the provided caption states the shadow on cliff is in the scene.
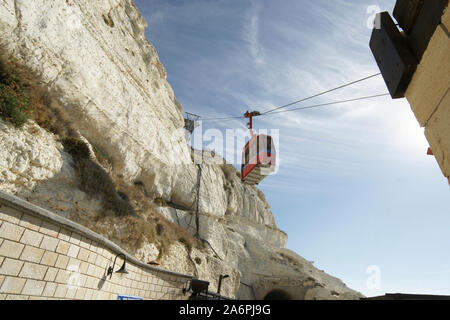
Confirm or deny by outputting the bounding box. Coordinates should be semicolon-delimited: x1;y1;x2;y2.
17;136;137;223
61;137;137;218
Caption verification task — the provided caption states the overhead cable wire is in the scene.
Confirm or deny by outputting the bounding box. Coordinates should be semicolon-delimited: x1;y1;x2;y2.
199;115;244;122
200;92;390;122
260;73;382;115
198;73;383;122
257;93;390;117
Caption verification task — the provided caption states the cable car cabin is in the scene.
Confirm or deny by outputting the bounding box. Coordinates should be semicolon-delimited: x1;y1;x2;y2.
241;134;276;185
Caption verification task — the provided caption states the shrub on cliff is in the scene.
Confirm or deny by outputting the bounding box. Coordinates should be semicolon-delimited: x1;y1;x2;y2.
0;47;77;136
0;52;31;127
0;83;29;127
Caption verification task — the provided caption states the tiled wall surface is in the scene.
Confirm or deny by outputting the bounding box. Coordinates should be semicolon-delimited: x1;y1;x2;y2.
0;192;193;300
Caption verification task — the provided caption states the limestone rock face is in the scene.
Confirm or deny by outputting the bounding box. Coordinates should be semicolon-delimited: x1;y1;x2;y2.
0;121;64;193
0;120;102;219
0;0;362;299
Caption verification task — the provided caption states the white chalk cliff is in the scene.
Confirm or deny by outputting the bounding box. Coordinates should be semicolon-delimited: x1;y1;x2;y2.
0;0;362;299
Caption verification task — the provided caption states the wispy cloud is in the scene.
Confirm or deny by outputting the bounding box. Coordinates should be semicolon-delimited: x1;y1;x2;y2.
134;0;450;297
243;2;265;65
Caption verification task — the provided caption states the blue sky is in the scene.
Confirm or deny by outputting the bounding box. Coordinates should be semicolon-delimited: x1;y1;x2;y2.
133;0;450;297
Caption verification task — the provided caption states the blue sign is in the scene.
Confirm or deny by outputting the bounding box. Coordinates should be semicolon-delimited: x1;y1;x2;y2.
117;295;144;300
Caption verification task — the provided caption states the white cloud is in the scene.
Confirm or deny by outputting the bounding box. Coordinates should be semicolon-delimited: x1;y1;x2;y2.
137;0;450;296
243;2;265;65
140;0;431;190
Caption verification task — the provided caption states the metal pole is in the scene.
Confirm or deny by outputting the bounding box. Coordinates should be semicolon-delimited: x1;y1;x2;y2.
218;275;223;295
218;274;229;295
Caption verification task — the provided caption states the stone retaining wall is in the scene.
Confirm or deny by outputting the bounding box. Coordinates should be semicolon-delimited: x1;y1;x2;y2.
0;191;193;300
405;7;450;185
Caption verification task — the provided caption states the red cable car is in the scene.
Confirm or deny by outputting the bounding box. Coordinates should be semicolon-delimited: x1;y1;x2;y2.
241;111;276;185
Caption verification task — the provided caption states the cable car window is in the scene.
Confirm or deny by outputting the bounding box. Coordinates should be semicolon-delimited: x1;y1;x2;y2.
245;147;249;164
